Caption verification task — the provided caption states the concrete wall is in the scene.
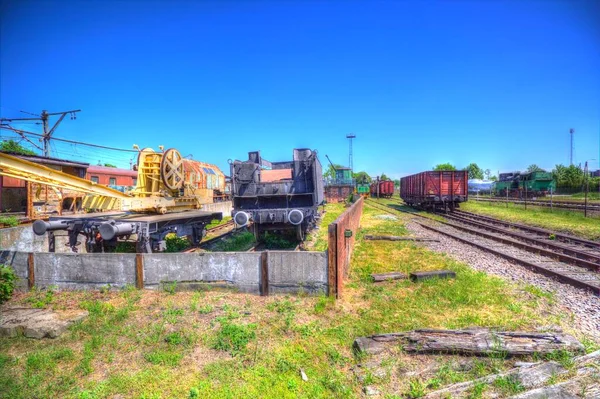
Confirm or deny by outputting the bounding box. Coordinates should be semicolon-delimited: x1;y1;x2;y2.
34;253;137;289
143;252;261;293
268;251;328;294
0;224;74;253
1;248;328;296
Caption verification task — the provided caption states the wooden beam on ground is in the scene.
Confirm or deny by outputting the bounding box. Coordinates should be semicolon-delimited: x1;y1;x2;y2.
364;235;439;242
353;328;584;356
371;272;407;282
410;270;456;282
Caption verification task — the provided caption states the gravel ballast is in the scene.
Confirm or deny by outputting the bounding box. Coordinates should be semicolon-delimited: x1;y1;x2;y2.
405;219;600;339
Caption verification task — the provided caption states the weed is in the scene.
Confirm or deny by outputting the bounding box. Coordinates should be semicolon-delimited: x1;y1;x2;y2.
188;387;200;398
313;295;334;314
163;307;184;323
165;232;190;252
549;234;556;240
163;281;177;295
164;331;192;346
144;350;183;366
406;378;426;398
0;264;17;304
212;230;256;251
212;321;256;356
100;284;111;294
468;381;487;398
0;215;18;227
26;285;57;308
545;349;575;369
493;375;524;395
198;304;214;314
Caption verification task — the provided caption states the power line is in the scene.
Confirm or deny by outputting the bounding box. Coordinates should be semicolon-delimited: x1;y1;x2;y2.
1;109;81;157
0;125;138;153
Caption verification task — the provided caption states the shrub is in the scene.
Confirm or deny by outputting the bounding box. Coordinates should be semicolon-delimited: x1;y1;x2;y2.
0;215;18;227
212;321;256;356
165;232;190;252
0;265;17;304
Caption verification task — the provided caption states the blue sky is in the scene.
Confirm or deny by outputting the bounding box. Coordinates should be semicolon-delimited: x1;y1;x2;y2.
1;0;599;178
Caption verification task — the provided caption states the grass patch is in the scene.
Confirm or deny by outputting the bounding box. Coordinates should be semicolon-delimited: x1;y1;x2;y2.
144;350;183;366
462;201;600;240
212;321;257;356
310;203;346;251
212;230;256;251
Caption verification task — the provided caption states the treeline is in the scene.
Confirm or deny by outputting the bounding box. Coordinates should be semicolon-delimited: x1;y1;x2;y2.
433;161;600;192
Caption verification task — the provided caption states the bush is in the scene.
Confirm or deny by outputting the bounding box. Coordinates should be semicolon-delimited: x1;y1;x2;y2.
165;232;190;252
0;265;17;304
0;215;18;227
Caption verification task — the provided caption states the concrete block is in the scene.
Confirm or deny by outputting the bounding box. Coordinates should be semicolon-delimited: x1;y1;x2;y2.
0;250;29;290
268;251;328;295
410;270;456;282
143;252;261;294
34;252;136;289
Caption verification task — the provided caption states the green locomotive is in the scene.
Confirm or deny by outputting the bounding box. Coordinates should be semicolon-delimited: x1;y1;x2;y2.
493;171;555;197
356;183;370;197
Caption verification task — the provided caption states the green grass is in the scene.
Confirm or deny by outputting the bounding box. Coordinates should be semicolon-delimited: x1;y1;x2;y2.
206;216;232;230
462;201;600;240
309;203;346;251
211;230;256;251
0;200;588;398
0;214;19;227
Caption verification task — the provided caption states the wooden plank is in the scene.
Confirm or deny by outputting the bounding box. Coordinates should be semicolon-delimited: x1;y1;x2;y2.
353;328;584;356
371;272;408;282
410;270;456;282
27;252;35;289
135;254;144;289
327;223;337;298
365;235;439;242
260;251;269;296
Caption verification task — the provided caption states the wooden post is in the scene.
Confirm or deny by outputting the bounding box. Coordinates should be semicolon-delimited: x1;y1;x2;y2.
27;252;35;289
327;223;338;298
260;251;269;296
135;254;144;289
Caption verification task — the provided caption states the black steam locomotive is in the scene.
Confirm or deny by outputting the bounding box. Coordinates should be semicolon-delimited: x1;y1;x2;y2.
230;148;324;240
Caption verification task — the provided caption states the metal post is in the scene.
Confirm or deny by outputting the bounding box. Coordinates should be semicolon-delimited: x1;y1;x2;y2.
550;186;553;211
41;110;50;157
584;161;589;218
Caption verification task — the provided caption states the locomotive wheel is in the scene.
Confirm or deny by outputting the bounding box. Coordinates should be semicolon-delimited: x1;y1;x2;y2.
160;148;184;190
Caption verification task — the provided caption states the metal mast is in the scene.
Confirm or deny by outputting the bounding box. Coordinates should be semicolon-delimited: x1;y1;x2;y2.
570;128;574;165
0;109;80;157
346;134;356;172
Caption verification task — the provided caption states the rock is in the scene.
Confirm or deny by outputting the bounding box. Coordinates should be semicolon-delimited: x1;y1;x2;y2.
300;369;308;382
517;361;565;389
0;307;88;339
514;362;538;367
363;386;380;396
410;270;456;282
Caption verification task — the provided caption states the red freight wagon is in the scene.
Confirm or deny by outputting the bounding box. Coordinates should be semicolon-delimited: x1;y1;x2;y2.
400;171;468;211
370;180;394;198
86;166;137;187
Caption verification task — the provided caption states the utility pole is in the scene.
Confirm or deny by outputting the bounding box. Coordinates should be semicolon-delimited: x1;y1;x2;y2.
570;128;574;166
346;134;356;172
0;109;80;157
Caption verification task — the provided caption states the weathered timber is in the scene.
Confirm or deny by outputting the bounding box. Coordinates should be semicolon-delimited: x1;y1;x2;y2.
422;361;566;399
371;272;408;283
353;328;584;356
364;235;439;242
409;270;456;282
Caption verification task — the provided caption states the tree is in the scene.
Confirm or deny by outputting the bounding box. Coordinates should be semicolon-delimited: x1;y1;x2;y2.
352;171;371;184
527;164;545;173
464;163;484;180
103;163;117;168
433;163;456;171
552;164;584;191
393;179;401;188
0;139;36;156
323;163;344;180
379;173;389;181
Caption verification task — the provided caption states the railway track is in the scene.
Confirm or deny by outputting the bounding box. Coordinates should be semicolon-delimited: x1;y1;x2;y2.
473;197;600;213
364;198;600;295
